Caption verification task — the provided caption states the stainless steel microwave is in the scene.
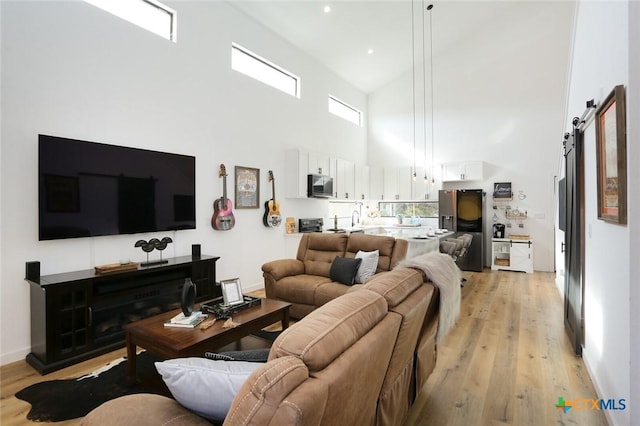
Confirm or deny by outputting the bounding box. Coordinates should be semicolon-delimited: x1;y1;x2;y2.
307;174;333;198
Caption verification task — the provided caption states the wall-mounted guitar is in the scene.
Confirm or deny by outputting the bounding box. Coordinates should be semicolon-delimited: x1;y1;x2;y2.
211;164;235;231
263;170;282;227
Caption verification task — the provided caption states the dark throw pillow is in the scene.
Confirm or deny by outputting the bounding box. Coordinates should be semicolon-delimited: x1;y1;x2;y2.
329;256;363;285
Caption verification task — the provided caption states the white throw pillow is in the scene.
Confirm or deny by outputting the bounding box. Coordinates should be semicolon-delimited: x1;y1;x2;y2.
355;250;380;283
155;357;263;422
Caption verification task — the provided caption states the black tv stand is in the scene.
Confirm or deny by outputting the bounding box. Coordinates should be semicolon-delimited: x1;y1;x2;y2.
25;255;220;374
140;259;169;267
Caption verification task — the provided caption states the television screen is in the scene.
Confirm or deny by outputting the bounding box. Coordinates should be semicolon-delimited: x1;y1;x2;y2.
38;134;196;240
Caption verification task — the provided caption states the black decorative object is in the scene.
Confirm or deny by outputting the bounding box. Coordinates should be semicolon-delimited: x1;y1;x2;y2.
192;244;201;258
181;278;196;316
154;237;173;263
135;237;173;267
25;261;41;281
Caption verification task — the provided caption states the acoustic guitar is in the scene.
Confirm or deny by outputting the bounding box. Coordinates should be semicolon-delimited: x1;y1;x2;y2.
263;170;282;227
211;164;235;231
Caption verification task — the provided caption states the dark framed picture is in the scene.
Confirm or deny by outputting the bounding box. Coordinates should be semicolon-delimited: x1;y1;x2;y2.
234;166;260;209
44;174;79;212
595;84;627;224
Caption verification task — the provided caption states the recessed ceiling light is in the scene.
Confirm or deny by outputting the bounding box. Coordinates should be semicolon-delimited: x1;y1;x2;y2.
323;5;331;13
367;48;374;55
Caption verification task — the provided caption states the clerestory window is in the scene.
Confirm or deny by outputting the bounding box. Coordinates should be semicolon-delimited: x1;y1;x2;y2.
84;0;177;42
231;43;300;98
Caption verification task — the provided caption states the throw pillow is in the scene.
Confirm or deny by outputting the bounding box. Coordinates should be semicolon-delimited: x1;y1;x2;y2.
155;357;263;422
355;250;380;283
329;256;362;285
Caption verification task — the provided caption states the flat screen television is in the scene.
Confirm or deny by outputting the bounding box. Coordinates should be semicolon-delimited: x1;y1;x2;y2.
38;134;196;240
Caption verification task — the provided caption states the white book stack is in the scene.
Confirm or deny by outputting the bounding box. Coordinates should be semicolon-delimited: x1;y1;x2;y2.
164;311;207;328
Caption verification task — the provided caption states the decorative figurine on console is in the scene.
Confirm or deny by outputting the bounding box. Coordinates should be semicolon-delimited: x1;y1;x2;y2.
134;237;173;267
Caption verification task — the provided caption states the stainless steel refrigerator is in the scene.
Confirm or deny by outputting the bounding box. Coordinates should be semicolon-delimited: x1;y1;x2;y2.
438;189;484;272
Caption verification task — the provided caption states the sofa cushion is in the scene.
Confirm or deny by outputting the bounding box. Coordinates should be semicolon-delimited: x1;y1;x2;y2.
269;290;388;371
345;234;399;272
329;256;362;285
363;268;425;308
298;233;349;277
83;394;211;426
355;250;380;283
314;281;353;307
274;274;331;305
155;357;262;422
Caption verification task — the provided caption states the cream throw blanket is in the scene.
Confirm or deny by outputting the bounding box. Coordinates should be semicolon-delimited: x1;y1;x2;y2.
395;252;461;342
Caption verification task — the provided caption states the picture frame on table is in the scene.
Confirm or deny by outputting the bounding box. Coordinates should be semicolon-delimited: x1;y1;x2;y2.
234;166;260;209
220;278;244;306
595;84;627;225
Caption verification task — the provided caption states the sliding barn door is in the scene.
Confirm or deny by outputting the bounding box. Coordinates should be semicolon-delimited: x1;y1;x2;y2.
563;123;584;356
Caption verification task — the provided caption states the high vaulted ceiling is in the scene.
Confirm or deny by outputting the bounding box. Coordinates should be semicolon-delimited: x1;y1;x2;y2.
229;1;552;94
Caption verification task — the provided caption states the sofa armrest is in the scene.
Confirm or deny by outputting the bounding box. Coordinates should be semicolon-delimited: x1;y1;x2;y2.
262;259;305;280
262;259;305;299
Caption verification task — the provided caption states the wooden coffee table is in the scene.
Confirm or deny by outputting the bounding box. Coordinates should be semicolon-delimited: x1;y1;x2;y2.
123;298;291;385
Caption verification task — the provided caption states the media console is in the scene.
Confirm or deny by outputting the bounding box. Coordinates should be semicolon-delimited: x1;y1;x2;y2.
25;255;220;374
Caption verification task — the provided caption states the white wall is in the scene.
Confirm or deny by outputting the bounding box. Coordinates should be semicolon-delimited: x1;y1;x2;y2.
368;1;575;272
564;1;632;425
0;1;367;365
629;2;640;423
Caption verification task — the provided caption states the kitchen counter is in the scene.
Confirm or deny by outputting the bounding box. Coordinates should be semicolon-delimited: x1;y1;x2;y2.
289;226;454;259
345;225;454;258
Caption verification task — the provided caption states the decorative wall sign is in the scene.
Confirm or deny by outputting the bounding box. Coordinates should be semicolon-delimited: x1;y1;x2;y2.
595;84;627;224
234;166;260;209
493;182;512;199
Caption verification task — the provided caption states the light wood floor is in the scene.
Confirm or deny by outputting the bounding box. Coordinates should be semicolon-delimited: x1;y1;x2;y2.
1;270;606;425
405;270;607;426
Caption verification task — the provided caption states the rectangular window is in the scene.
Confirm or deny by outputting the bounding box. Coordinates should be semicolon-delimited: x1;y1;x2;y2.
85;0;177;42
328;95;362;126
231;43;300;98
378;201;438;218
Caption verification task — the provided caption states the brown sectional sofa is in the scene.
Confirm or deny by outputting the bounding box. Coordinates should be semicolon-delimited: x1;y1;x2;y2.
262;232;408;319
82;267;441;426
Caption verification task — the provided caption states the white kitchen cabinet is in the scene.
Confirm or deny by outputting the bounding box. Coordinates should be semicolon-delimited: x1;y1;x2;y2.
369;166;384;200
383;167;412;200
354;164;370;200
397;167;413;200
491;238;533;273
414;166;438;200
308;151;332;176
285;149;335;198
334;158;355;200
441;161;484;182
285;149;308;198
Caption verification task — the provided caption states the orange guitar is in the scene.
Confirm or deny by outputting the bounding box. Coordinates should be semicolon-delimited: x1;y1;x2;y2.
263;170;282;227
211;164;235;231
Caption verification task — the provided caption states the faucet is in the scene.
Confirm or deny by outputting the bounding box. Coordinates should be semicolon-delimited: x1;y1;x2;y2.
351;210;360;227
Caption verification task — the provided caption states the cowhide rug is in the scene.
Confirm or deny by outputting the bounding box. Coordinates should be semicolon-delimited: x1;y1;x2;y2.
15;351;168;422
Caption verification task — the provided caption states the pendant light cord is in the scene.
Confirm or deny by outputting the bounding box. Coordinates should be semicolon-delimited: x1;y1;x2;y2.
422;0;427;182
411;1;417;179
428;4;435;184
